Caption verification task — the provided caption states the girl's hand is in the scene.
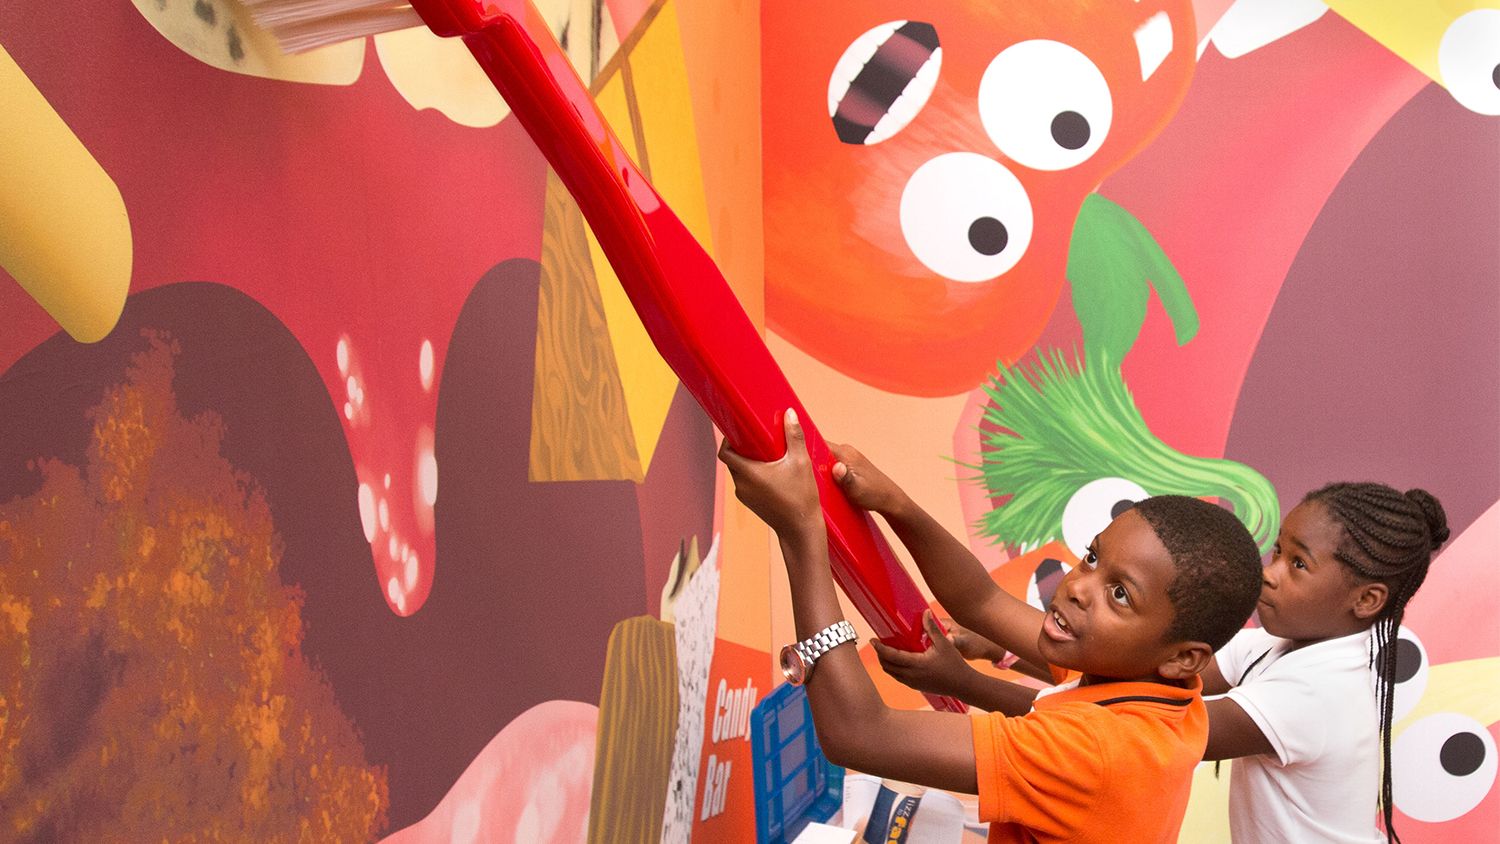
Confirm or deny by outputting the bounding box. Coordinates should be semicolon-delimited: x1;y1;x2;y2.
871;610;980;698
718;409;824;542
828;443;907;515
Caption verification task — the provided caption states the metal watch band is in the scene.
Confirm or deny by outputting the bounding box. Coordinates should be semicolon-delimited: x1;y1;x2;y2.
794;620;858;665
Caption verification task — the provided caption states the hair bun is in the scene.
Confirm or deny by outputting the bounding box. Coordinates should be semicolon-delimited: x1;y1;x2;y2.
1404;488;1450;550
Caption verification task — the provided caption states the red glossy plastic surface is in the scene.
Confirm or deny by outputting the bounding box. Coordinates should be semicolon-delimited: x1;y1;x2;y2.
410;0;962;712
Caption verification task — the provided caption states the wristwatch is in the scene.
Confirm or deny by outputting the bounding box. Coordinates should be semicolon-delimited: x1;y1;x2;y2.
780;620;858;686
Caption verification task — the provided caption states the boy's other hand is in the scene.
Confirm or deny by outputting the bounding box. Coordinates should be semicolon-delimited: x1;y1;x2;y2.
718;409;825;542
829;443;906;515
944;619;1012;665
871;610;979;699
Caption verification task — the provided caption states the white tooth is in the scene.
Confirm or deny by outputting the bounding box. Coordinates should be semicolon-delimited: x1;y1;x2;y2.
866;45;942;144
1204;0;1328;60
828;20;903;117
1134;11;1173;81
828;76;853;119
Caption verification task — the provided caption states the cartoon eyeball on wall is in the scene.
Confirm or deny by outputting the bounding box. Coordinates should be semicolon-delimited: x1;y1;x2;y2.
1394;712;1498;823
979;40;1113;172
1378;625;1431;722
1061;477;1149;559
899;152;1034;282
1323;2;1500;117
1438;10;1500;116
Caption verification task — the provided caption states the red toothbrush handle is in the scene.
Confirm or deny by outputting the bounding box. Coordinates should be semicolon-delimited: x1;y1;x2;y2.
420;0;963;711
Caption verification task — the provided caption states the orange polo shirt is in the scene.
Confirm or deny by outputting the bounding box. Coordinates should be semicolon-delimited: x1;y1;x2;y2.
972;676;1207;844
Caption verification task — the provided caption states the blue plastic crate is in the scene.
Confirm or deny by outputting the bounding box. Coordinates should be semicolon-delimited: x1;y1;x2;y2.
751;682;845;844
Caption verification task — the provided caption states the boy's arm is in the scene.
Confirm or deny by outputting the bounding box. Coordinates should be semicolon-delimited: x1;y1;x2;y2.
947;618;1056;685
872;611;1040;717
720;413;978;793
830;447;1048;669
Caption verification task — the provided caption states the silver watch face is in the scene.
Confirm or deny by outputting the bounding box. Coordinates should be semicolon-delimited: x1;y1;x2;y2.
780;644;809;686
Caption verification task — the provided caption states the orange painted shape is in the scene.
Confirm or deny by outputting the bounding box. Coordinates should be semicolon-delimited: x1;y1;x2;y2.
693;637;774;839
762;0;1197;395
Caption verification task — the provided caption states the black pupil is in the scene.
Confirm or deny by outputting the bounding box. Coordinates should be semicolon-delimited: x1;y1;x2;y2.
969;217;1008;256
1110;499;1136;519
1051;111;1091;150
1377;638;1423;684
1492;63;1499;90
1440;731;1486;777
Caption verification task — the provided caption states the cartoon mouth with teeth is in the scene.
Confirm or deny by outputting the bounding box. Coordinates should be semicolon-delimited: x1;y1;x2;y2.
762;0;1197;397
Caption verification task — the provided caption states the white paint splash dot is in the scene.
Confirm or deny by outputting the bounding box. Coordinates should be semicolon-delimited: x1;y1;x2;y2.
419;339;435;391
419;447;439;507
387;577;405;614
336;336;350;377
404;552;419;591
451;799;481;844
357;484;376;543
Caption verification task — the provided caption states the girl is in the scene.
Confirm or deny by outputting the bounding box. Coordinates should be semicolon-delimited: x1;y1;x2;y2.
1202;482;1449;843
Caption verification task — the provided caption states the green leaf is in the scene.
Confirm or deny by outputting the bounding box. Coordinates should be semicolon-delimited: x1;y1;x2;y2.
1066;193;1199;361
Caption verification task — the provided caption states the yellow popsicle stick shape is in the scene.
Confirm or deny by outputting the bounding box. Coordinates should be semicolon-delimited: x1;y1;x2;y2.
0;43;132;343
1326;1;1500;115
376;0;621;127
586;0;716;474
131;0;365;85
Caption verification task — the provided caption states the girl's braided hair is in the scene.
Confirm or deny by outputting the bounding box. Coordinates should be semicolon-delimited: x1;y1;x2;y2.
1303;483;1450;844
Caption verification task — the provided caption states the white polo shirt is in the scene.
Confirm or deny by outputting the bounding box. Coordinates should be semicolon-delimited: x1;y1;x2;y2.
1214;627;1384;844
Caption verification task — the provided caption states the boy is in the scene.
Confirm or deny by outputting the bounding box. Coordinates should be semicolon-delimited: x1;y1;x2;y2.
719;411;1262;843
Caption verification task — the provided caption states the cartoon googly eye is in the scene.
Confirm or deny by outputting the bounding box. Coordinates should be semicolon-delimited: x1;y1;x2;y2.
1438;10;1500;116
1061;477;1149;559
899;152;1033;282
978;40;1113;171
828;21;942;144
1393;712;1498;822
1375;625;1429;722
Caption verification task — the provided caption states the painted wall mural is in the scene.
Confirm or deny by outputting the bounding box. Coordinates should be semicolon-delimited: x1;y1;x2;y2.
0;0;1495;842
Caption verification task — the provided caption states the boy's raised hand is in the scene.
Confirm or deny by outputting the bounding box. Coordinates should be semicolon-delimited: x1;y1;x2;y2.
872;610;981;699
718;409;824;541
945;619;1012;665
829;443;907;515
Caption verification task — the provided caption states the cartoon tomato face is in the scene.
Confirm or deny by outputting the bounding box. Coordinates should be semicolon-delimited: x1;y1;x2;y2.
763;0;1196;395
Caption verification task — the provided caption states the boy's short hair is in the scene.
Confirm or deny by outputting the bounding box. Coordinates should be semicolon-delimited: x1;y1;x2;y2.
1133;496;1262;651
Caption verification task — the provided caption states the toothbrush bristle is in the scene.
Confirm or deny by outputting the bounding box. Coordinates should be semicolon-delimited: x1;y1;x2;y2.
241;0;424;53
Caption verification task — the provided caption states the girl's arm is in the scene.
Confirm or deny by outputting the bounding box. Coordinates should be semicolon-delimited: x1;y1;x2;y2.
1201;655;1232;695
720;413;978;792
1203;698;1275;761
1202;652;1275;760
